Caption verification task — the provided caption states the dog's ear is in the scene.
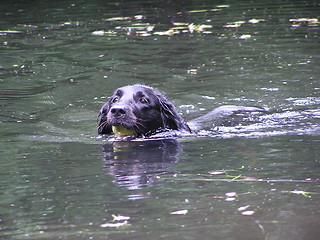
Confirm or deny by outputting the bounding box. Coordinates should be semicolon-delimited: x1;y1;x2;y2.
97;101;112;134
157;94;191;132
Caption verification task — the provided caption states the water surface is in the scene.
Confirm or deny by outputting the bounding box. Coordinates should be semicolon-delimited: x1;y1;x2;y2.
0;0;319;239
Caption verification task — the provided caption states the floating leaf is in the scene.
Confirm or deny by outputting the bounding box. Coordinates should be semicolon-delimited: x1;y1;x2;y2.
225;197;236;201
132;23;151;26
235;21;246;24
138;32;152;37
209;9;222;12
100;220;130;228
187;7;224;13
188;9;208;13
216;5;230;8
187;69;197;74
248;19;265;24
153;29;179;36
0;30;23;33
230;174;243;180
146;26;155;31
104;17;131;21
173;22;189;26
134;15;145;20
297;61;310;65
241;210;255;216
92;30;116;36
223;20;246;28
170;209;188;215
188;23;212;33
112;214;130;221
289;18;319;27
209;170;226;175
289;18;318;23
291;24;300;28
223;23;242;28
17;24;38;28
91;30;105;36
226;192;237;197
307;18;319;24
238;205;251;211
239;34;252;39
289;190;317;197
123;24;154;32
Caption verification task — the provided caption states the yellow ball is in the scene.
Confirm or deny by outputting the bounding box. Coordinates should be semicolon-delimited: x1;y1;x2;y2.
112;125;135;136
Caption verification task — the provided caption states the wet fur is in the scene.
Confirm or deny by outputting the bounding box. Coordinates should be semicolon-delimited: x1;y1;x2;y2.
98;84;191;137
98;84;267;137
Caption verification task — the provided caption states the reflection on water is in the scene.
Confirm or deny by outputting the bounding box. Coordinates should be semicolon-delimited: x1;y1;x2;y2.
1;0;319;239
102;139;181;198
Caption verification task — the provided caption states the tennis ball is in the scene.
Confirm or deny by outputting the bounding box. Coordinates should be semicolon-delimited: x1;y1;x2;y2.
112;125;135;136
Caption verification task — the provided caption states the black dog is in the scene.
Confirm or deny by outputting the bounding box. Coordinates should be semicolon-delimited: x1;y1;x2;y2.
98;84;191;137
98;84;266;137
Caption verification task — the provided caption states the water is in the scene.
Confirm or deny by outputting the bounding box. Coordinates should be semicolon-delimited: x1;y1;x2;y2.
0;0;319;239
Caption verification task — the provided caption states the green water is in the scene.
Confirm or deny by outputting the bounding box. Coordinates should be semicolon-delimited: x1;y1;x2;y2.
1;0;319;239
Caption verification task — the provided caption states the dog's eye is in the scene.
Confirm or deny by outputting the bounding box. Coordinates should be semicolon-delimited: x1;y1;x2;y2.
112;97;119;103
140;97;148;104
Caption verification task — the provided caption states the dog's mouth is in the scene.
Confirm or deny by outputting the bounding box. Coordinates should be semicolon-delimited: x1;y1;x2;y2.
111;124;136;136
109;117;138;137
98;118;138;136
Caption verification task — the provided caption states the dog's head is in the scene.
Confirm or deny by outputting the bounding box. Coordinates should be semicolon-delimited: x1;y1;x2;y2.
98;85;191;136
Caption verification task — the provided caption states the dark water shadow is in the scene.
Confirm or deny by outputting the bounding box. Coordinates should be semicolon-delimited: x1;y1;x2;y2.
101;139;182;195
99;104;319;201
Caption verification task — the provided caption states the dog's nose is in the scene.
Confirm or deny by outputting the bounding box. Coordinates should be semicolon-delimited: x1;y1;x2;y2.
110;107;126;116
